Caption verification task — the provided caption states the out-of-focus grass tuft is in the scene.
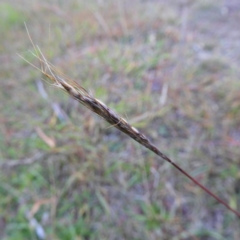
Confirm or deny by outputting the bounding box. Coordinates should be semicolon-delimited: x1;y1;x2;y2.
0;0;240;239
0;3;26;31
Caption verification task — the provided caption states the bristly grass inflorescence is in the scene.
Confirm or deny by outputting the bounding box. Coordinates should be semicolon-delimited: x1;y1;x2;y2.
20;25;240;218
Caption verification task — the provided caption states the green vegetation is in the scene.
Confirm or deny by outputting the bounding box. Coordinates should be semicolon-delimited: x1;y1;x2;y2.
0;0;239;239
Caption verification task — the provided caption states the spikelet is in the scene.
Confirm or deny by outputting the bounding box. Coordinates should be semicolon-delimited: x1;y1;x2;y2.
20;26;240;218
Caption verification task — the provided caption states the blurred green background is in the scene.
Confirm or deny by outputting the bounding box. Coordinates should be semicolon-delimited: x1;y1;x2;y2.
0;0;240;239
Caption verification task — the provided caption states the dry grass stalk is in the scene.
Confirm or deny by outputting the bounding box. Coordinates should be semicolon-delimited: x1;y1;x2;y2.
20;29;240;218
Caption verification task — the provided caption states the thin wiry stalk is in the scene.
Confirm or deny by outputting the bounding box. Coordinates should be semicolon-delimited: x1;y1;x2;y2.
22;38;240;218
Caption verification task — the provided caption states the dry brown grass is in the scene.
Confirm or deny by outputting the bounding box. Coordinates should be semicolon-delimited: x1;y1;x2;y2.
20;31;240;219
1;0;240;239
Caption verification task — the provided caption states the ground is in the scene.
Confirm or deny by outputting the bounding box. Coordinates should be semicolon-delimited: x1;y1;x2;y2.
0;0;240;239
